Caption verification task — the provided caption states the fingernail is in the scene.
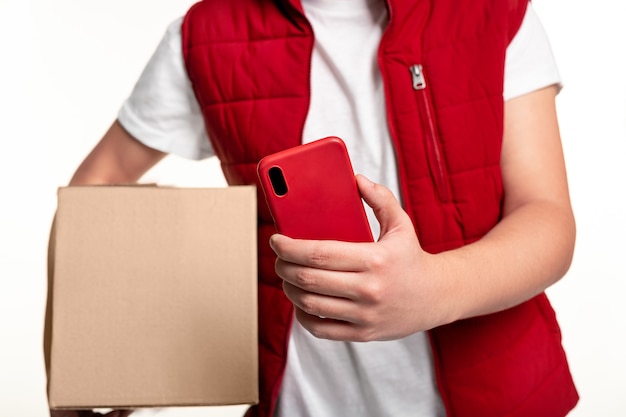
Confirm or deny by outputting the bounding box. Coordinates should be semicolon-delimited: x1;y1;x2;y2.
358;174;374;185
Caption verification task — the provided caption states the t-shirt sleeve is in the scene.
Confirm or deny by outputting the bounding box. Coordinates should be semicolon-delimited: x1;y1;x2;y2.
503;2;562;101
117;17;214;160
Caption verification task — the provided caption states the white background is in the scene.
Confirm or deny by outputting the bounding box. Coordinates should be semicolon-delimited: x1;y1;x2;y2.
0;0;624;415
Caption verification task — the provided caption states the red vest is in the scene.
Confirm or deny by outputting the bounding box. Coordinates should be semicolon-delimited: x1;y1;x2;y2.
182;1;579;415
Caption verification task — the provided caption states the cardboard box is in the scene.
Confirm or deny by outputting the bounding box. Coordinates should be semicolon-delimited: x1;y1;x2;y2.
45;185;258;409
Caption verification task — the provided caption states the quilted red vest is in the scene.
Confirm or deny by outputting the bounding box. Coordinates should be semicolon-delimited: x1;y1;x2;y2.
182;0;579;416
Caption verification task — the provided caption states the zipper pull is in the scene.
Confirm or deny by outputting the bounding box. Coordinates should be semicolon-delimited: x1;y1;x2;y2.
409;64;426;90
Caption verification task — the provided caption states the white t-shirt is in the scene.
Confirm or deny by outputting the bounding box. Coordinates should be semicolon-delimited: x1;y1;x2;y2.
118;1;560;416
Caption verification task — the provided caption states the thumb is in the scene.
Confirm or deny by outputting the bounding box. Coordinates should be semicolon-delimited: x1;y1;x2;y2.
355;174;411;238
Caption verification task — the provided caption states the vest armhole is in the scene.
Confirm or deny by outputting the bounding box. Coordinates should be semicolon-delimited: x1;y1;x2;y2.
180;2;203;73
508;0;530;43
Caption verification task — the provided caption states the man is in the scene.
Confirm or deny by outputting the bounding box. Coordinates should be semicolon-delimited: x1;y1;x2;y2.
50;0;578;416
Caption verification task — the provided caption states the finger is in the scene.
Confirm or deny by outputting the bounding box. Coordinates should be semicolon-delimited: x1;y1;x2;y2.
355;174;410;237
294;308;373;342
109;412;134;417
270;233;373;272
283;280;361;323
276;258;361;298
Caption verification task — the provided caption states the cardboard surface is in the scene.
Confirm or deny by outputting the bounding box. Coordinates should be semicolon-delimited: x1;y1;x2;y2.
46;186;258;409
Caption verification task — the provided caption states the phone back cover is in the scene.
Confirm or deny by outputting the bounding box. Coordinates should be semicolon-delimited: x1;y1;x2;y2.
257;137;373;242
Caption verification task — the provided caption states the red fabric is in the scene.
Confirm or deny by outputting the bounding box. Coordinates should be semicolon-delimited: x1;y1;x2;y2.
182;0;578;416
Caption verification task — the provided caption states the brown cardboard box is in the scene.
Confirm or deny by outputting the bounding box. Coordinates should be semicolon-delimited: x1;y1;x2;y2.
46;185;258;409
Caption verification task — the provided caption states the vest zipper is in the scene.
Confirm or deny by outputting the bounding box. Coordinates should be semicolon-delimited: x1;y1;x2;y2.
409;64;450;203
410;64;426;90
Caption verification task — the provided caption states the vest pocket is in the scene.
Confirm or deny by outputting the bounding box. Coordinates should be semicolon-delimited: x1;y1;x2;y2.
410;64;451;203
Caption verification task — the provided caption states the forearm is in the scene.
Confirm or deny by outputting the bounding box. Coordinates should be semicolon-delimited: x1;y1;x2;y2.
69;120;166;186
435;198;575;324
435;88;575;324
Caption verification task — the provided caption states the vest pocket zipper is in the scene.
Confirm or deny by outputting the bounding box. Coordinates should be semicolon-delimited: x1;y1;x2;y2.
409;64;451;203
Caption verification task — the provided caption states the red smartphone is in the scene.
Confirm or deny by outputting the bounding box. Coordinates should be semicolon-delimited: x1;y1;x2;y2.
257;136;373;242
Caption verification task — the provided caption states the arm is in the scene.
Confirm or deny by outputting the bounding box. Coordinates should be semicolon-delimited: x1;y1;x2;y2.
445;85;575;319
270;85;575;341
69;120;167;185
